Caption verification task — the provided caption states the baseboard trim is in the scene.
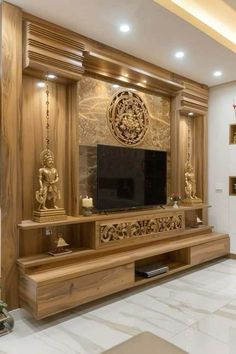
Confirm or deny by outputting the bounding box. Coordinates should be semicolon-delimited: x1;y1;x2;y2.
229;253;236;259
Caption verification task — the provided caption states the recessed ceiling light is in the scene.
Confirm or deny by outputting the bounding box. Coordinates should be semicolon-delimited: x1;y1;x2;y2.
113;84;119;88
188;112;194;116
137;82;142;86
143;80;147;84
120;24;130;32
37;81;45;88
124;73;129;77
175;51;185;59
213;71;222;77
47;74;57;79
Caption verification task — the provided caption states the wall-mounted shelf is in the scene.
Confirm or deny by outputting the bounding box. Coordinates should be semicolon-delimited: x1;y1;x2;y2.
229;124;236;144
229;176;236;195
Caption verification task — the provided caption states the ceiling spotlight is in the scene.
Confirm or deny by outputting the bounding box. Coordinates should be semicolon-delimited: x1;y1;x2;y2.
137;82;142;86
47;74;57;79
175;51;185;59
37;81;46;88
113;84;119;88
143;80;147;84
124;73;129;77
213;71;222;77
188;112;194;116
120;24;130;32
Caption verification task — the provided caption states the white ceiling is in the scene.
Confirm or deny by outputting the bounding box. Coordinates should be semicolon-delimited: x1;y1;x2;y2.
8;0;236;87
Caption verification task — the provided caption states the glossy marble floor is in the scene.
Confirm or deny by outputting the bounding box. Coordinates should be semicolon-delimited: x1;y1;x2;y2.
2;259;236;354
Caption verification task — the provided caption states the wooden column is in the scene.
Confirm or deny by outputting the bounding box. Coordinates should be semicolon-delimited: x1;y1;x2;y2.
66;83;80;216
1;2;22;308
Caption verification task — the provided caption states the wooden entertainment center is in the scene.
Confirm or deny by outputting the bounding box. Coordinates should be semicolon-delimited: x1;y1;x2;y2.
18;205;229;319
1;2;229;316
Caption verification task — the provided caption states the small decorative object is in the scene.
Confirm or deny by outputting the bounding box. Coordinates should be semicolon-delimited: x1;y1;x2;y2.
33;75;66;223
82;196;93;216
182;115;202;205
0;301;14;337
233;100;236;116
169;193;181;208
48;232;72;256
107;90;149;146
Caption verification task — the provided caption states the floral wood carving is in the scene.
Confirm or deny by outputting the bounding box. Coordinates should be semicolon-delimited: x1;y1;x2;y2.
107;90;149;146
99;214;184;244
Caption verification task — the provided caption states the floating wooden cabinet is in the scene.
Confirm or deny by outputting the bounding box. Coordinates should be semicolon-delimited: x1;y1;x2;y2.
229;124;236;144
17;205;229;319
190;238;229;266
229;176;236;195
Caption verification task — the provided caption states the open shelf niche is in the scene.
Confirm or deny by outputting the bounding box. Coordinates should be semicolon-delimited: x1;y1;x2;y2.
229;176;236;196
229;124;236;144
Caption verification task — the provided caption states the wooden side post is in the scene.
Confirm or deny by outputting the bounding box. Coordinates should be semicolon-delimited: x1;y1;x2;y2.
1;2;22;308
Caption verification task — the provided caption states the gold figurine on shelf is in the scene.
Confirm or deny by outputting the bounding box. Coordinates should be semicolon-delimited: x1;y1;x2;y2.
33;75;66;223
182;114;202;205
183;160;202;204
36;149;60;210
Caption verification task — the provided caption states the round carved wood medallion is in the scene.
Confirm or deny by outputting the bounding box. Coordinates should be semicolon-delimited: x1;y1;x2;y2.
107;90;149;146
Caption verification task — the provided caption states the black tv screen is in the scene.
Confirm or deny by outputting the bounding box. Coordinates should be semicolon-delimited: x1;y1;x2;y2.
96;144;167;211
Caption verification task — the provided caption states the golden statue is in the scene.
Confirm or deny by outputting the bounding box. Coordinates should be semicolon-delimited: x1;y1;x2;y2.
33;149;66;222
33;78;66;222
36;149;60;210
182;160;202;204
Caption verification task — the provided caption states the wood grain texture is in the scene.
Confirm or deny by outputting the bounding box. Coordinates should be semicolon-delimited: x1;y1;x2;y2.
190;238;229;265
1;2;22;309
36;263;134;318
22;75;67;219
18;231;229;318
65;83;80;215
23;20;85;80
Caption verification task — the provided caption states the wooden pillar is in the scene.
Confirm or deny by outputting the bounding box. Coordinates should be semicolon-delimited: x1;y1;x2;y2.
66;82;80;216
171;94;182;195
1;2;22;308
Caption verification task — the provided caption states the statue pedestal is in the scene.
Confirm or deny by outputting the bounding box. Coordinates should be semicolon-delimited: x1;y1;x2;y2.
32;208;67;223
182;198;202;206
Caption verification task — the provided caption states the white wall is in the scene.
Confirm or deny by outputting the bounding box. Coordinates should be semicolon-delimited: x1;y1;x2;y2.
209;81;236;252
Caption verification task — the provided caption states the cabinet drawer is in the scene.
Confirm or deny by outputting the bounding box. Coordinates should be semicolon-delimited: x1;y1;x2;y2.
190;238;229;266
36;263;134;318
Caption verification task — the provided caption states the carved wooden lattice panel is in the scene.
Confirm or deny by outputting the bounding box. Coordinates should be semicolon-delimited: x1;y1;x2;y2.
96;212;184;247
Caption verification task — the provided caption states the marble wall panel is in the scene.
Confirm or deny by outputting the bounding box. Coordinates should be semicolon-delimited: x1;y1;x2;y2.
78;76;171;208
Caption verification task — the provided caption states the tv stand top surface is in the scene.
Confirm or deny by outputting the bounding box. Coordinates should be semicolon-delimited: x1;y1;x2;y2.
18;204;210;230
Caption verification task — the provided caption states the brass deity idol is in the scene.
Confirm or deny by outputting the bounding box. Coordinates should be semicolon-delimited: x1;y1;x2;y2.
182;161;202;204
33;149;66;222
36;149;60;210
33;77;66;222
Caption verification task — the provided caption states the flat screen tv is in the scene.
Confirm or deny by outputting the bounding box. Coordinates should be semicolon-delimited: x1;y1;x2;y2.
96;144;167;211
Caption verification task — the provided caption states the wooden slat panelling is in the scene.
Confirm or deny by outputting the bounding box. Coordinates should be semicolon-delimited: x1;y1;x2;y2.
23;20;85;80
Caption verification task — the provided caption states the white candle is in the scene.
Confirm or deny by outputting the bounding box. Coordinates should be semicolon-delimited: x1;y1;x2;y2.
82;196;93;208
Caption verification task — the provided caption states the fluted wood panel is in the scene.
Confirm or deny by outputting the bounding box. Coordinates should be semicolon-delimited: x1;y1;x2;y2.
1;2;22;308
23;20;85;80
180;82;208;114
